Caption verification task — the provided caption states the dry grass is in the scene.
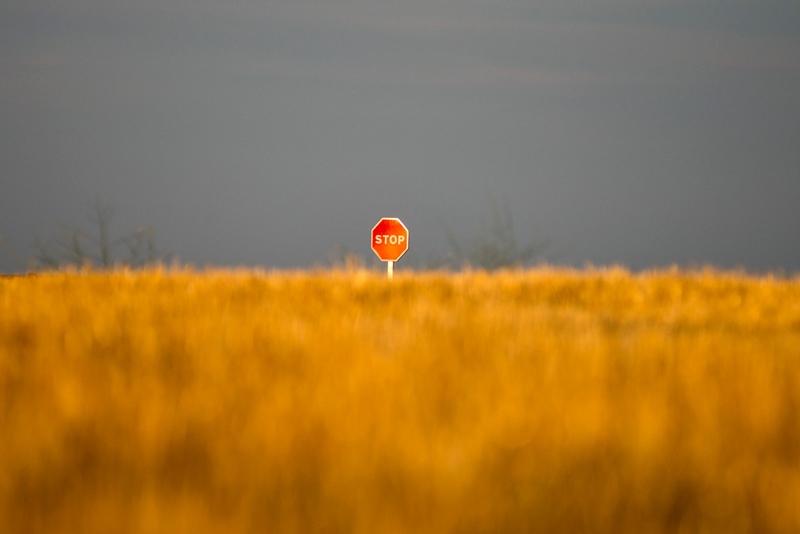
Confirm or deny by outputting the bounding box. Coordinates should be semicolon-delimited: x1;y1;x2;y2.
2;266;800;533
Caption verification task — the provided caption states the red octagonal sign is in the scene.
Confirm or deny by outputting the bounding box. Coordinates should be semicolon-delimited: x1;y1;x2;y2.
371;217;409;262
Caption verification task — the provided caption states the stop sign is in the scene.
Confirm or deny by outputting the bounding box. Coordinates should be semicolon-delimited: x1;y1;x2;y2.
371;217;409;262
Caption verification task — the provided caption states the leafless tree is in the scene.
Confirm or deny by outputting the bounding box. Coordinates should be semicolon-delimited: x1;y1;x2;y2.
28;198;169;270
436;196;549;271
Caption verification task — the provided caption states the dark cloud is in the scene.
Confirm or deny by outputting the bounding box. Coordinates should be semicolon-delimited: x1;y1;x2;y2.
2;0;799;272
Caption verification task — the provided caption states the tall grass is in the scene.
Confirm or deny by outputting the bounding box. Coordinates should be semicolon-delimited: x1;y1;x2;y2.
2;267;800;533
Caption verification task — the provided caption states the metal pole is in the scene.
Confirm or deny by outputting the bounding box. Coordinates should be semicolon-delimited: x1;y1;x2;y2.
387;260;394;280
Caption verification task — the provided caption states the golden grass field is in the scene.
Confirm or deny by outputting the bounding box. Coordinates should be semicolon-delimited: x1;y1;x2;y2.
2;266;800;533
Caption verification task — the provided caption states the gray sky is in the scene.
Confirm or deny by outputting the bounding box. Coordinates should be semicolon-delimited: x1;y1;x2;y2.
2;0;799;272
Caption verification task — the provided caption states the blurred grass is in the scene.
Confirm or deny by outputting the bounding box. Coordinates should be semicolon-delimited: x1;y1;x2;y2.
2;266;800;533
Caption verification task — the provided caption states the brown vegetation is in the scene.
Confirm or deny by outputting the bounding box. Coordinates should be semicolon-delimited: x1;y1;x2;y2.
2;267;800;533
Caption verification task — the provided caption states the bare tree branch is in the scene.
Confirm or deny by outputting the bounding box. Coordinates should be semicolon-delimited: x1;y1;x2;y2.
437;196;549;271
26;198;170;271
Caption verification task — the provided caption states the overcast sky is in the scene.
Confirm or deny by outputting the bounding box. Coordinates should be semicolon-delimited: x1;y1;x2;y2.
2;0;799;273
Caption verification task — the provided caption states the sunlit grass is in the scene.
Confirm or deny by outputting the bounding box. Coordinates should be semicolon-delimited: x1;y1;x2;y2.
2;266;800;533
